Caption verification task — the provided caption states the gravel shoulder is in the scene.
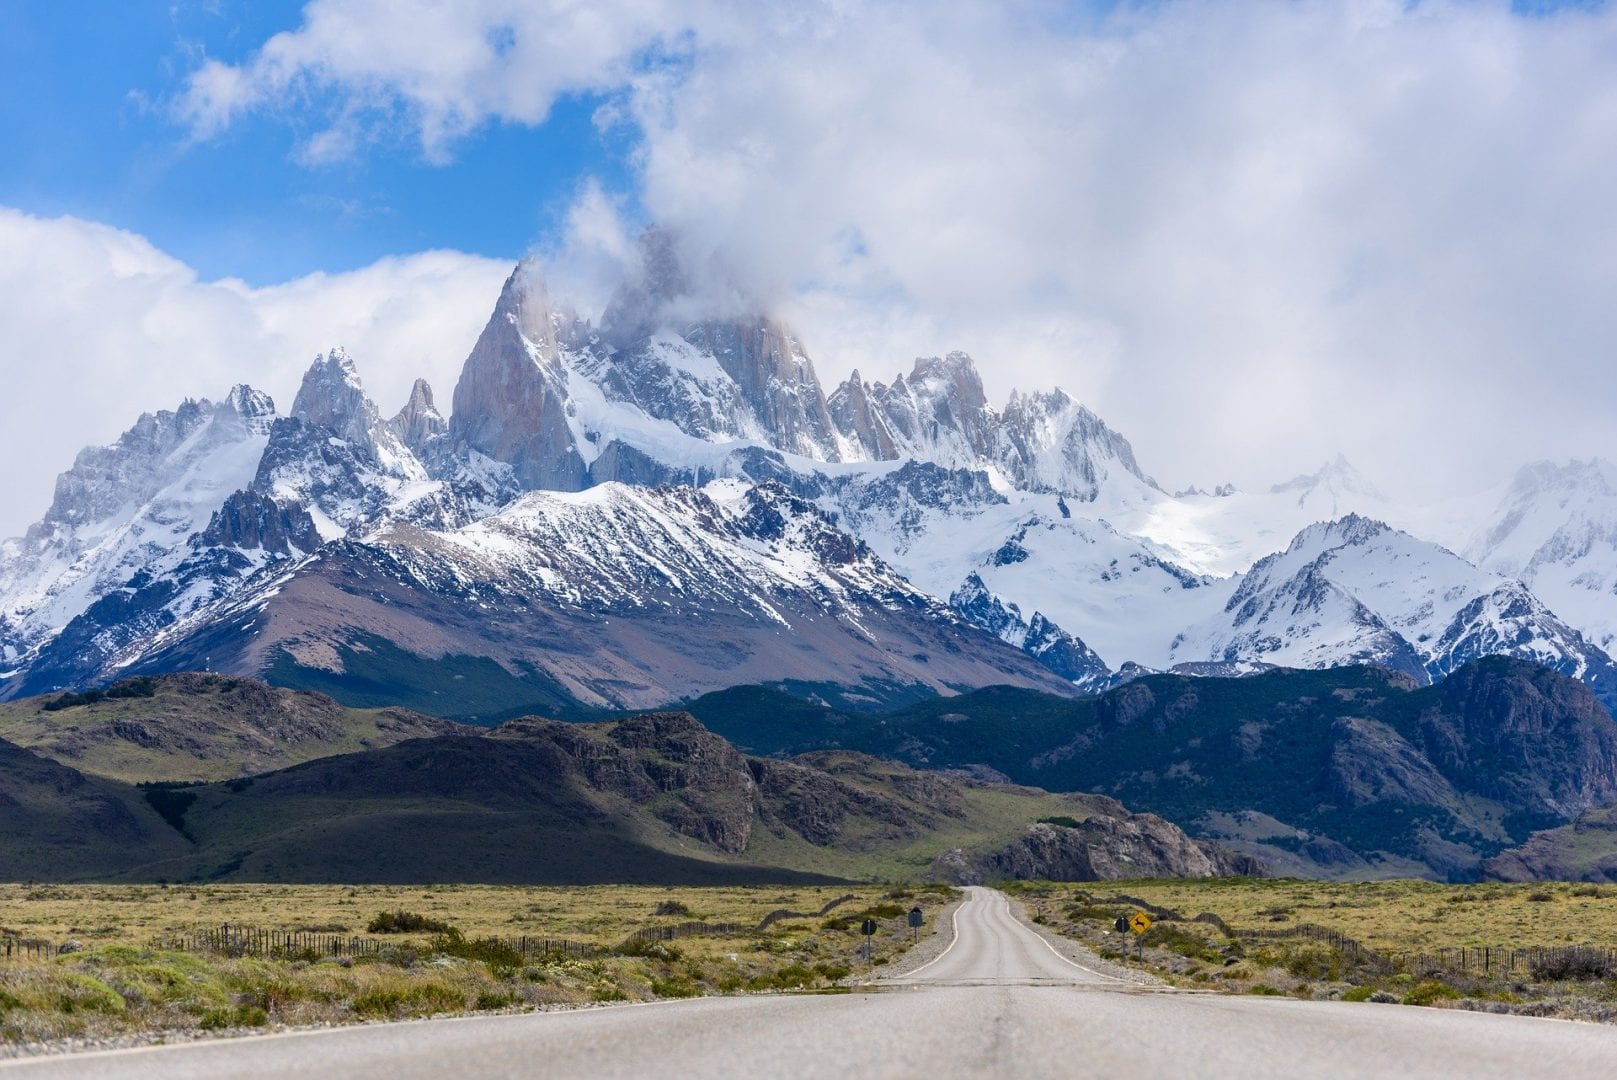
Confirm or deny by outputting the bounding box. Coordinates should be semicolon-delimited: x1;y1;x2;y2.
860;894;966;984
1002;890;1164;986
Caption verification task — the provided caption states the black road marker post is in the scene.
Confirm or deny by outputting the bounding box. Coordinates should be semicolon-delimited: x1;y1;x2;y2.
908;906;923;942
861;918;878;965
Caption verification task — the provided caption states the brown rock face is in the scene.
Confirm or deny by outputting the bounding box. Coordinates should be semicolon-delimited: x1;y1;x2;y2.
498;712;759;854
944;817;1262;884
389;378;447;455
449;263;587;491
1416;658;1617;818
684;317;842;460
200;490;321;555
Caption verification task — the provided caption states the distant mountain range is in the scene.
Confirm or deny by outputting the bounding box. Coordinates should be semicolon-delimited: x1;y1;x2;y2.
682;657;1617;882
4;227;1617;718
0;677;1243;886
10;660;1617;884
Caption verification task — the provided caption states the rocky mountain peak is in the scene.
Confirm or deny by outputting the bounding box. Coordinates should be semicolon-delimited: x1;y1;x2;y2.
908;352;988;405
1270;454;1384;512
223;385;277;432
291;348;385;455
389;378;446;455
1289;513;1394;554
449;261;585;492
1504;458;1617;502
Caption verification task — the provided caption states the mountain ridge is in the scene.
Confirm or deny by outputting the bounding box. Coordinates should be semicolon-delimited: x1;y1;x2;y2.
3;236;1614;716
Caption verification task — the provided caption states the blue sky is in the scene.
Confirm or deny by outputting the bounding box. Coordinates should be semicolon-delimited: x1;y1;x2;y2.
0;0;633;282
0;1;1601;283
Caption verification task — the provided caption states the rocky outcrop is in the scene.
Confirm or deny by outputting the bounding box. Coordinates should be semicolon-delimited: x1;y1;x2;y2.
388;378;447;456
448;262;587;491
1483;805;1617;883
1414;656;1617;818
827;355;1156;499
935;816;1262;884
199;490;320;556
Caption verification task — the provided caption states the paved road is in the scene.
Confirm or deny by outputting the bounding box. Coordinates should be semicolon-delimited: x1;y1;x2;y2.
7;886;1617;1079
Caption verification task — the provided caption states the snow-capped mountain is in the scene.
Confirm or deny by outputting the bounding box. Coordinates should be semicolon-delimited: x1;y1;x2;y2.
0;386;274;670
1463;460;1617;653
947;573;1109;688
1112;455;1395;578
1169;515;1617;704
827;354;1158;503
3;230;1615;714
94;481;1074;712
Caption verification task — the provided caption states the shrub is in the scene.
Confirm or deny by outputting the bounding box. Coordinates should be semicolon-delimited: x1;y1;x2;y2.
427;930;523;974
746;964;817;992
1246;984;1283;996
650;978;699;999
475;991;517;1010
376;945;419;969
368;911;454;935
1527;948;1616;982
1141;924;1223;964
42;677;159;710
352;981;461;1018
52;973;126;1016
613;939;682;962
1037;816;1084;829
1403;980;1461;1007
1341;985;1377;1003
1525;891;1556;903
653;900;693;917
199;1005;268;1030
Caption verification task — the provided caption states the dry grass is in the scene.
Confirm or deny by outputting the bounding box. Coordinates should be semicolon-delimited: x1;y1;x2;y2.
1080;878;1617;953
1008;880;1617;1024
0;883;878;959
0;883;957;1047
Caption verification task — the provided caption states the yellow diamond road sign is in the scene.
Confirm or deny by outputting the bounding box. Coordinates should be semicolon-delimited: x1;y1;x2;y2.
1128;911;1152;935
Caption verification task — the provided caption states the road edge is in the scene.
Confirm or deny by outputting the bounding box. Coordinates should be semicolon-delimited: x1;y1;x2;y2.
1001;889;1165;987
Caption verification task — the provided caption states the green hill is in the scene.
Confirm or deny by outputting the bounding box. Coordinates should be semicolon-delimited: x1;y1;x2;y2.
1;710;1241;886
687;659;1617;881
0;672;469;783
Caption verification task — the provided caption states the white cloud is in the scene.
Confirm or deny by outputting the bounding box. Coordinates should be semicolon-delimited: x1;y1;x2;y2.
0;208;509;539
149;0;1617;502
177;0;699;162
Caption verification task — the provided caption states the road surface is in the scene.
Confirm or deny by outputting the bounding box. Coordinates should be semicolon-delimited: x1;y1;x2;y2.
6;886;1617;1078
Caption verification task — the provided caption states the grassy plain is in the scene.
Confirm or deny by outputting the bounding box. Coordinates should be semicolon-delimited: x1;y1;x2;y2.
1081;877;1617;952
0;883;878;951
1009;878;1617;1024
0;883;955;1048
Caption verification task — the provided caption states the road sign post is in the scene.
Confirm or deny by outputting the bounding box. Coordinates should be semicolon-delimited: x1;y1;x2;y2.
1127;910;1151;960
907;906;923;941
861;918;877;964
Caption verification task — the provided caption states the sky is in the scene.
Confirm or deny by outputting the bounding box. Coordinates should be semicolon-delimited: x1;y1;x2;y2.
1;0;1615;539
